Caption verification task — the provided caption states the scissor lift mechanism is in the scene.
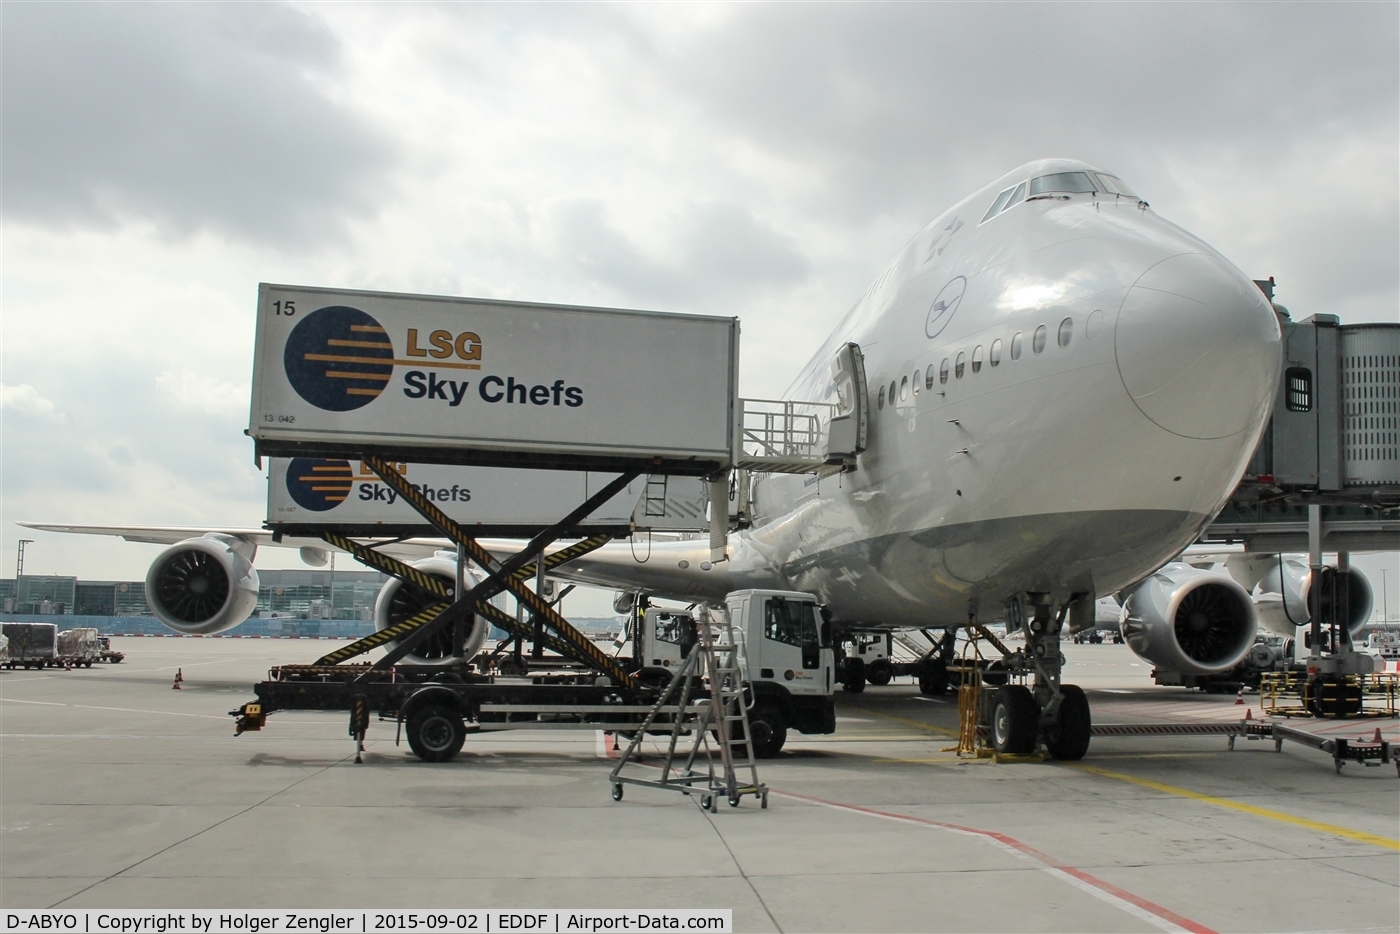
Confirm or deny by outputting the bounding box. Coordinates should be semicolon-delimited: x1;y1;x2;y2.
232;455;713;764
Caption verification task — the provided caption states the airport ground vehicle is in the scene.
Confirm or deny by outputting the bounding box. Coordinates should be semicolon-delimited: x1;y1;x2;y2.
2;622;58;669
98;636;125;663
56;628;102;667
235;584;833;762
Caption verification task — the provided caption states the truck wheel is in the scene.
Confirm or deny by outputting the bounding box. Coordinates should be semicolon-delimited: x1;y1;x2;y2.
406;706;466;762
991;685;1038;755
1045;685;1091;761
844;658;866;693
867;661;893;686
745;703;787;758
918;658;948;696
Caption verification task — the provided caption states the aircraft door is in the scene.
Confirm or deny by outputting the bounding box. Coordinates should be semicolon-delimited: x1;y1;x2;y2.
827;342;869;459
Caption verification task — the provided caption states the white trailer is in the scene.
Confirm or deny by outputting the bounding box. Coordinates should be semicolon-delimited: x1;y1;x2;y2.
248;285;739;475
267;458;646;535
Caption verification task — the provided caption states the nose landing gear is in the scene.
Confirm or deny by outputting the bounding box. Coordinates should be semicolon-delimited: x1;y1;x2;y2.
981;596;1091;760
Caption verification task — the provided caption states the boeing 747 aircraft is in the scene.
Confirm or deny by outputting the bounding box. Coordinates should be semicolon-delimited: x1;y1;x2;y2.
24;158;1284;759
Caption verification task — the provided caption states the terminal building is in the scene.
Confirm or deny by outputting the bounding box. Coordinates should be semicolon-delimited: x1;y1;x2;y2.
0;570;388;637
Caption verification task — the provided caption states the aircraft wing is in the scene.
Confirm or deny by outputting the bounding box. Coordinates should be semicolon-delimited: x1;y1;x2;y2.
18;522;449;563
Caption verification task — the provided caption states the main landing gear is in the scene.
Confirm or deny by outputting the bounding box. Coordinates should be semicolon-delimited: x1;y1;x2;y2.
988;597;1091;760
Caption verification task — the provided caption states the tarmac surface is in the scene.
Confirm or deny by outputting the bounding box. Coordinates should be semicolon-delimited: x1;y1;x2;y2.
2;638;1397;932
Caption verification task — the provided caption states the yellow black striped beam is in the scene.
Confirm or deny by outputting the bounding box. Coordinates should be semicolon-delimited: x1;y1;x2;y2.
314;602;450;666
321;532;451;597
474;601;577;660
317;532;610;669
361;455;632;684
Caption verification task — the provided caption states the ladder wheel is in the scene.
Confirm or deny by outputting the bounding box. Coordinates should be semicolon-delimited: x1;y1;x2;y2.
611;784;623;802
728;795;740;808
700;795;713;811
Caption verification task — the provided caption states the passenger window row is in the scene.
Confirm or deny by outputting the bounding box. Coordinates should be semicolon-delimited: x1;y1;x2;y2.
981;172;1139;223
875;316;1078;410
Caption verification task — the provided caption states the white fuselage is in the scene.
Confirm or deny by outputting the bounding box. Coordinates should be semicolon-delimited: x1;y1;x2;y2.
554;159;1283;628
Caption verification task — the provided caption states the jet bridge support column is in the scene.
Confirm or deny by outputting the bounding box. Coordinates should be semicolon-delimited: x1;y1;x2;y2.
708;472;730;564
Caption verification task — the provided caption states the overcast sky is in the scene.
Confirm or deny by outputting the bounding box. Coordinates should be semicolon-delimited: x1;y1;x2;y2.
3;2;1397;617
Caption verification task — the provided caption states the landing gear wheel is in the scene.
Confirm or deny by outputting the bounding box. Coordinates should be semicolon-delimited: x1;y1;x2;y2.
1045;684;1091;761
918;658;949;696
744;703;787;758
611;783;623;801
406;705;466;762
991;685;1038;755
844;658;866;693
867;661;893;686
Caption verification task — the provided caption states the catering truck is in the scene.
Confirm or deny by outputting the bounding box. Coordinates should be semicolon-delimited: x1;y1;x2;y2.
233;588;834;761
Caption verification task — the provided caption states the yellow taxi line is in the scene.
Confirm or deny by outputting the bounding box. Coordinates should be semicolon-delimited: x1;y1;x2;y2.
1073;764;1400;852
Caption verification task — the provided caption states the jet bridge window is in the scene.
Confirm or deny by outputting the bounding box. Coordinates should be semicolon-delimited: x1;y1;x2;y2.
1029;172;1097;196
765;598;819;648
1286;367;1312;412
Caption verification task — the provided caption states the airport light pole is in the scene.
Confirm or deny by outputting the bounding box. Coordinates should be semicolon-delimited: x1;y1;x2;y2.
16;539;33;579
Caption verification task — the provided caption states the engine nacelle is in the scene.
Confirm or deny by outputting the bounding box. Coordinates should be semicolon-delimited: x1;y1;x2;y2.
373;555;490;665
1256;558;1373;637
1121;563;1257;675
145;534;260;634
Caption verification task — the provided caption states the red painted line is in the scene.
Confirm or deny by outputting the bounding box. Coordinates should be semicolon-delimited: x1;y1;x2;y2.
772;787;1216;934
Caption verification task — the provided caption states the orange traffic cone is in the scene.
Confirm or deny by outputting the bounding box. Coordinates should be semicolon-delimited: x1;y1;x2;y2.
1244;708;1253;721
1234;687;1244;705
64;658;73;672
1373;728;1383;743
171;668;183;690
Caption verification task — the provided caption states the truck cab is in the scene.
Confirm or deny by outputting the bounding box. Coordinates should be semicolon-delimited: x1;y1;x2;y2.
836;630;894;691
724;589;836;756
635;589;835;757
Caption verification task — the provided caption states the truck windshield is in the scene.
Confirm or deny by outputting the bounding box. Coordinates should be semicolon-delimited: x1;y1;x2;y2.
764;598;819;647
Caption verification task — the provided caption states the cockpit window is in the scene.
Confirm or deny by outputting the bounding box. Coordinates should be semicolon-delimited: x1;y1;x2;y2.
1004;181;1027;210
1093;173;1138;198
982;186;1016;223
1029;172;1098;196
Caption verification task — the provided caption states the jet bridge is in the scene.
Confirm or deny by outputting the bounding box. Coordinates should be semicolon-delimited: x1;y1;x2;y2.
1203;309;1400;552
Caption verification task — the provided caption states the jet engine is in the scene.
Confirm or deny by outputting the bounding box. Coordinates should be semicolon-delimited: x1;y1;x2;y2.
1120;563;1257;675
373;554;490;665
145;534;260;635
1255;557;1373;637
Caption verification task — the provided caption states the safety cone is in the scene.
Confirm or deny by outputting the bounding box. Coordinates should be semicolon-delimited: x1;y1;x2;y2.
1373;728;1383;743
64;658;73;672
1234;687;1245;705
1244;708;1253;721
171;668;183;690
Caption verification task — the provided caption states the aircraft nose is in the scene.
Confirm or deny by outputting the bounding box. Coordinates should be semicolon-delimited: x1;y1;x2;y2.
1115;253;1281;439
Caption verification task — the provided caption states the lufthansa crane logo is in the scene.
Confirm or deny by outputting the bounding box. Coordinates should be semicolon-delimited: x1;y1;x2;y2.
283;306;395;411
925;276;966;339
285;458;353;511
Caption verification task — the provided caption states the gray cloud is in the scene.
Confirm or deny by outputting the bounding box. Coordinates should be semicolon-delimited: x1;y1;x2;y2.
2;2;394;244
624;3;1398;221
549;198;809;309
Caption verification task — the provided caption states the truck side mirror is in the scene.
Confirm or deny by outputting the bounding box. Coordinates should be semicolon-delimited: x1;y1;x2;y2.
820;621;832;648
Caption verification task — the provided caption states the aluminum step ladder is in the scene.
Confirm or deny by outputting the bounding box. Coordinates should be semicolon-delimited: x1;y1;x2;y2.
609;612;768;811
